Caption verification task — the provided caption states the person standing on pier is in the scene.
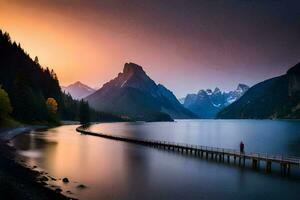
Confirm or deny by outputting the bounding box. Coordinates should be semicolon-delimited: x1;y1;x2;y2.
240;141;245;153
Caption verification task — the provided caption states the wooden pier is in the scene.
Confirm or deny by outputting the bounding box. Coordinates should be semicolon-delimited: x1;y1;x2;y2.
76;126;300;176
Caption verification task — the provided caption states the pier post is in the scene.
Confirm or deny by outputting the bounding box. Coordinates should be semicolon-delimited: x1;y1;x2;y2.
266;161;272;173
252;159;258;169
280;163;290;176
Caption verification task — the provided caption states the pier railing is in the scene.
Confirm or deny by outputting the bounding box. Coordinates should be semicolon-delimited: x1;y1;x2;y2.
76;126;300;175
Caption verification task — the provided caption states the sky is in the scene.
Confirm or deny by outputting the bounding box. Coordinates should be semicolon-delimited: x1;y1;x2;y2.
0;0;299;97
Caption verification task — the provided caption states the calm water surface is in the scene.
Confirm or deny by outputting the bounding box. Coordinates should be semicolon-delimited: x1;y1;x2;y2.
12;120;300;199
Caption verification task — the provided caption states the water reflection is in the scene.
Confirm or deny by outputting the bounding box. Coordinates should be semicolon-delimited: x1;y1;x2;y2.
11;120;300;200
89;120;300;156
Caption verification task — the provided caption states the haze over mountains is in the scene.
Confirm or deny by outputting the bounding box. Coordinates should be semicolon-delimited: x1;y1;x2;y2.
85;63;196;121
218;63;300;119
61;81;95;99
182;84;249;118
60;61;300;121
1;27;299;122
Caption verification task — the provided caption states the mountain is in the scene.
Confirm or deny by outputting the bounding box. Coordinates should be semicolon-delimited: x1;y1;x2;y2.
62;81;95;99
218;62;300;119
178;97;186;104
225;84;250;105
182;84;249;118
85;62;196;121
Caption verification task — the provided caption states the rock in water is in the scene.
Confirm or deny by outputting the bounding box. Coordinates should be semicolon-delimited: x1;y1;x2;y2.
77;184;87;189
55;188;62;193
62;178;69;183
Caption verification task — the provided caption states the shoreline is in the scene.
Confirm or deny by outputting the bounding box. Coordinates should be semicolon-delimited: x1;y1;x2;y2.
0;126;73;200
0;125;48;142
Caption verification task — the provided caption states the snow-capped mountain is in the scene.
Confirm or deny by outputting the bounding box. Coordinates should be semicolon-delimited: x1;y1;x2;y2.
218;63;300;119
85;62;196;121
224;84;250;106
182;84;249;118
178;97;186;104
61;81;96;99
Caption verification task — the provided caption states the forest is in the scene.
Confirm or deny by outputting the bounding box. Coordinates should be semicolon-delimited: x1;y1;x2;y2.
0;30;124;127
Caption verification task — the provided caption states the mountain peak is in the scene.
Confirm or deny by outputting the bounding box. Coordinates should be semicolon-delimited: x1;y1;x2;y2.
197;89;208;96
287;62;300;74
62;81;95;99
86;62;195;121
72;81;84;86
206;89;213;95
213;87;221;94
123;62;145;75
237;83;249;91
183;84;249;118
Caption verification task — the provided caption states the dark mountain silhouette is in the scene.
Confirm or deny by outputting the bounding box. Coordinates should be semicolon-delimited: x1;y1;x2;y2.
182;84;249;118
85;63;196;121
61;81;95;99
218;63;300;119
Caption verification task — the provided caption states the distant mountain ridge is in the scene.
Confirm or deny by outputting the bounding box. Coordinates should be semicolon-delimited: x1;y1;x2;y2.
182;84;249;118
218;62;300;119
85;63;196;121
62;81;95;99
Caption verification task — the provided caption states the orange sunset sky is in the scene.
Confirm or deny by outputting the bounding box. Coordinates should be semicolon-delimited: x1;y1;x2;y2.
1;0;299;97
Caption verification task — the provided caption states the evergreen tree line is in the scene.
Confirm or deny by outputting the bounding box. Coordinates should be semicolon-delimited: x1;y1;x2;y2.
63;93;125;123
0;30;124;125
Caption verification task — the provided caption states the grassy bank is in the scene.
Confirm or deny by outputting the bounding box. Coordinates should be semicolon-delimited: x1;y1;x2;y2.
0;117;21;128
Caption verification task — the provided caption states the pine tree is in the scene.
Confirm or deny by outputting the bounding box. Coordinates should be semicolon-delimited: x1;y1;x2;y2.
79;100;90;124
34;56;39;64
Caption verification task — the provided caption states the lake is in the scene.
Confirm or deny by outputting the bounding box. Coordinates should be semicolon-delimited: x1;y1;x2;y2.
11;120;300;199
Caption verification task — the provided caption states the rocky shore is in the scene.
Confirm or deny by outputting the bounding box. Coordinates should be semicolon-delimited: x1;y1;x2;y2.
0;126;73;200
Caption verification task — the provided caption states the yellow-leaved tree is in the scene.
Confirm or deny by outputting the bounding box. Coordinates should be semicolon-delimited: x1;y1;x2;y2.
46;97;59;124
0;85;13;121
46;98;58;114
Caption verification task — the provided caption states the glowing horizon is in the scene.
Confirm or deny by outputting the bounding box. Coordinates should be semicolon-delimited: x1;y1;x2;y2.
1;0;299;97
